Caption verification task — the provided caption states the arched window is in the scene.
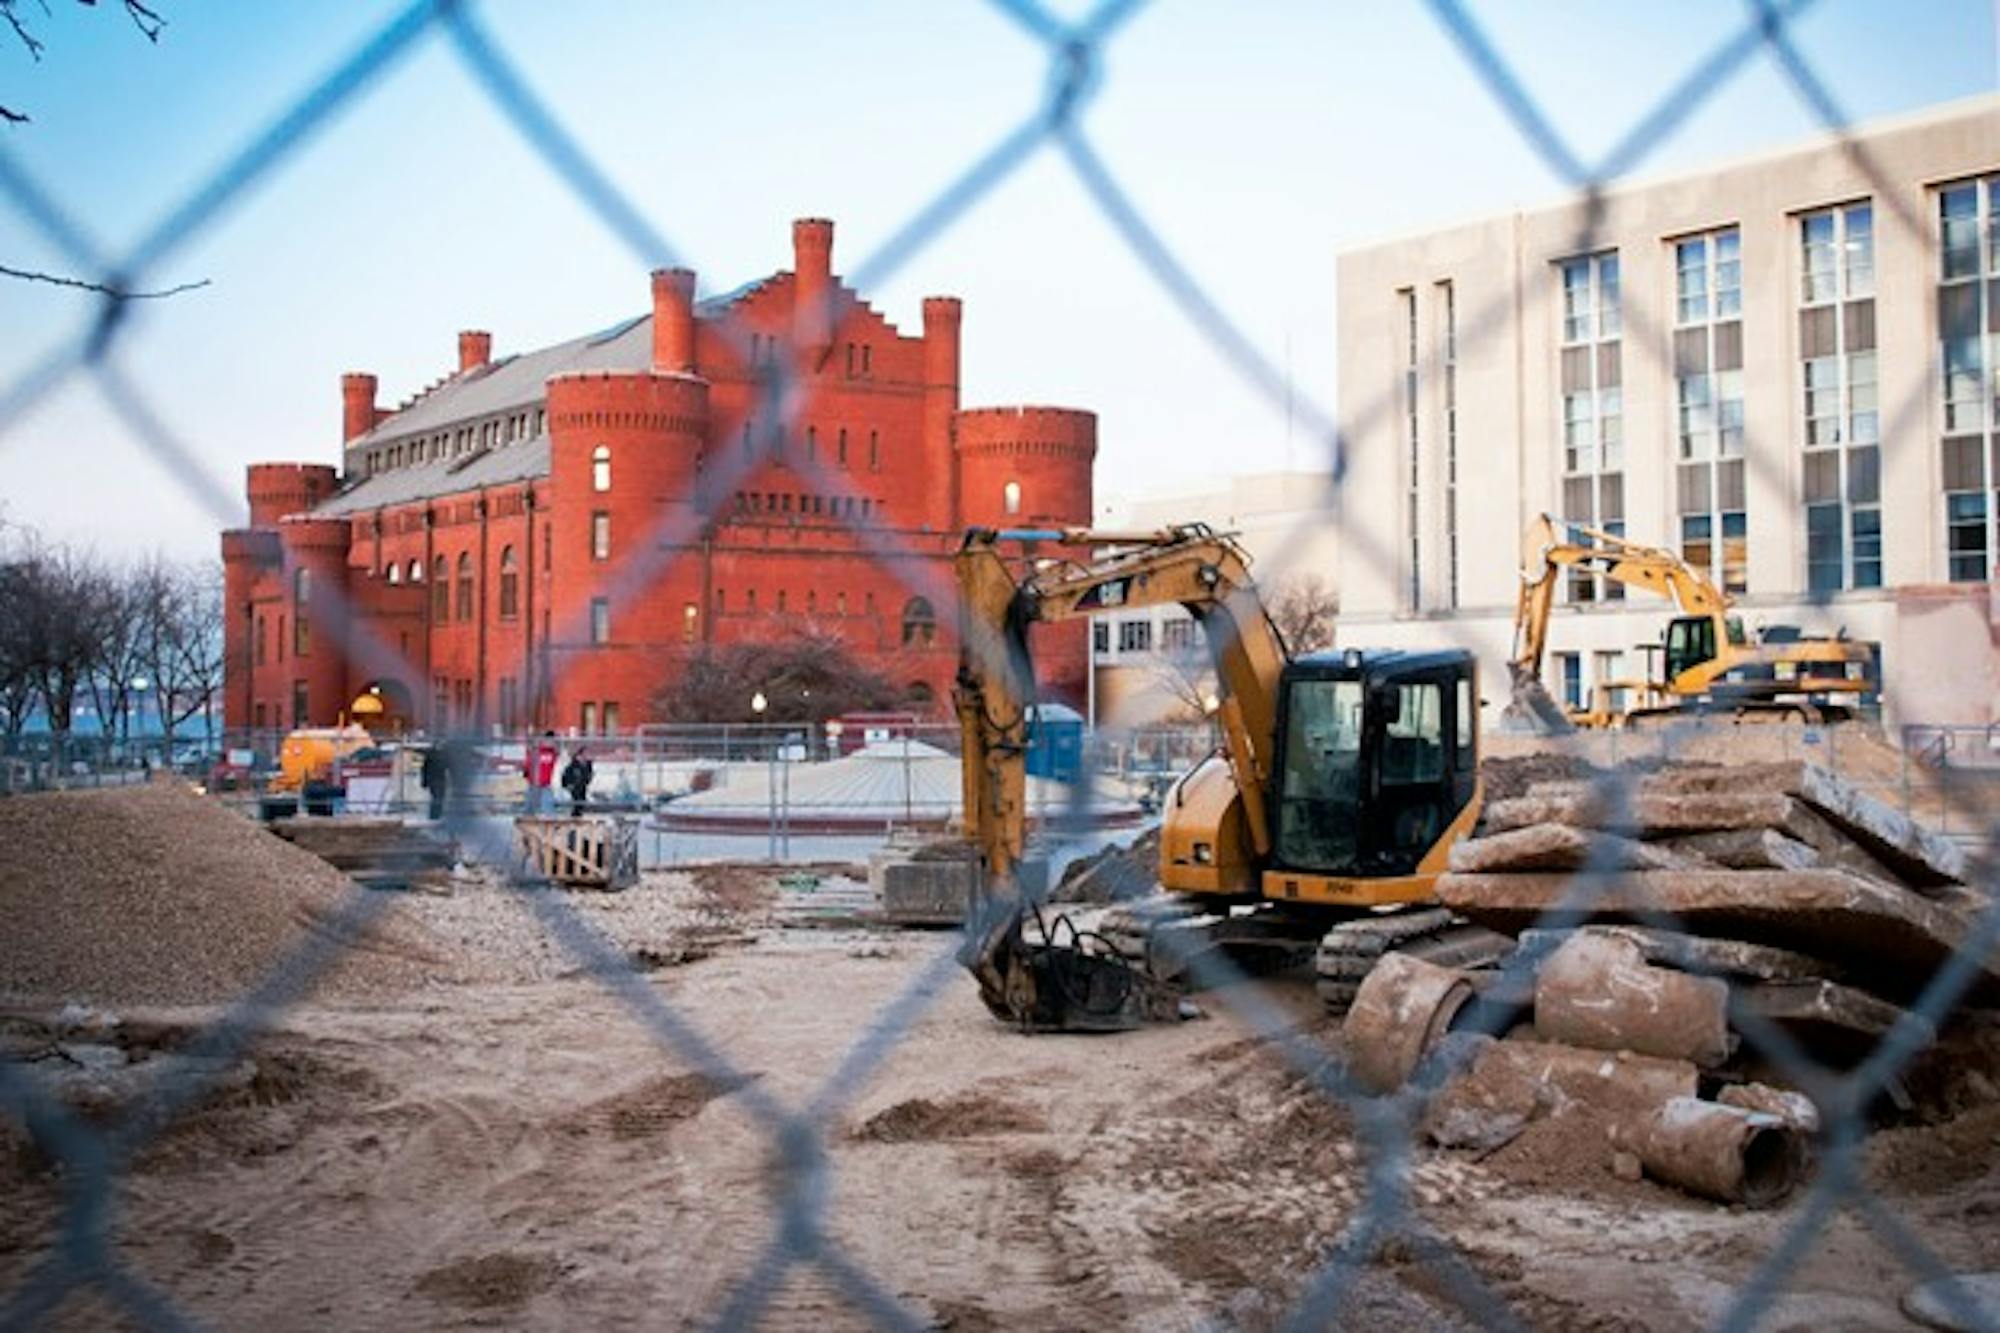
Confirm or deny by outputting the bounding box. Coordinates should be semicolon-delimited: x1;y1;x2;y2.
386;563;401;585
456;552;474;620
901;596;936;647
408;558;424;583
591;445;611;492
498;545;519;619
1003;480;1022;516
905;680;936;709
432;556;448;620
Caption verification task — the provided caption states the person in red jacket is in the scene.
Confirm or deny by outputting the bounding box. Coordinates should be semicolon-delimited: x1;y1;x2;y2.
524;730;559;815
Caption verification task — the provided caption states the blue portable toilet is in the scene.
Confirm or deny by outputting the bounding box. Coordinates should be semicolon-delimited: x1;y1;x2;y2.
1025;702;1086;782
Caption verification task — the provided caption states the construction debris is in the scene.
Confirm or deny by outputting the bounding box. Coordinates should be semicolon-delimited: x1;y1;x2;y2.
1611;1097;1808;1207
1343;756;1986;1208
1341;952;1472;1095
1533;931;1735;1067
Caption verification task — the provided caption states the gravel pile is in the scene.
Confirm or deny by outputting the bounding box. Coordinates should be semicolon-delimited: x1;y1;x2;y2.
0;781;441;1007
404;866;765;983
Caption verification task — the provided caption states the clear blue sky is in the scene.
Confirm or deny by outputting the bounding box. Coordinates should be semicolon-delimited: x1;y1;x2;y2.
0;0;1993;560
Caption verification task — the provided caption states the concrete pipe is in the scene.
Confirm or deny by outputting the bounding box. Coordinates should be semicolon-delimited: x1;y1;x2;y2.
1618;1096;1808;1207
1342;952;1474;1095
1535;929;1736;1067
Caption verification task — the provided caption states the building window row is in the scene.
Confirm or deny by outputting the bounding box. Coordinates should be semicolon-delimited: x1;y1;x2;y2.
732;490;882;521
1675;225;1747;593
362;409;544;479
579;701;622;736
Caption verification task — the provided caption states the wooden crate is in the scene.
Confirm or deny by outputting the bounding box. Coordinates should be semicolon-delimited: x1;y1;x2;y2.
514;816;639;889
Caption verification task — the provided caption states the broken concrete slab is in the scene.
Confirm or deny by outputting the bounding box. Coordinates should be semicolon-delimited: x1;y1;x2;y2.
1516;925;1843;983
1640;762;1967;890
1535;931;1736;1067
1482;791;1826;841
1437;869;2000;1003
1733;977;1933;1061
1665;827;1822;872
1449;824;1704;874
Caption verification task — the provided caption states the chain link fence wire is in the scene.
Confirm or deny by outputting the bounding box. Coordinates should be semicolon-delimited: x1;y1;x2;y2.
1;0;1997;1326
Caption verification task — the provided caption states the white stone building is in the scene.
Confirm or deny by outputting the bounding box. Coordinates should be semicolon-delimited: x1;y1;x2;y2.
1335;95;2000;728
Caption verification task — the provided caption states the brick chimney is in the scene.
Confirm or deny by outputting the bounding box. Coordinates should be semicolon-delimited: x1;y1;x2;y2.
651;268;697;375
341;372;378;443
458;330;492;373
791;217;834;357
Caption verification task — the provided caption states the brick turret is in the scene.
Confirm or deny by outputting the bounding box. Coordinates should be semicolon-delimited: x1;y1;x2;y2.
923;296;963;529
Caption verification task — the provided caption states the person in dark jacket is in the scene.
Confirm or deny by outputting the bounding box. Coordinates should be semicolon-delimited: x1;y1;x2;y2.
560;748;594;815
419;743;450;820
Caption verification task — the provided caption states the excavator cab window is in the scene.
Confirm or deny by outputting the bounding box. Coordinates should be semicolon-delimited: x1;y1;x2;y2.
1272;651;1477;878
1664;616;1716;681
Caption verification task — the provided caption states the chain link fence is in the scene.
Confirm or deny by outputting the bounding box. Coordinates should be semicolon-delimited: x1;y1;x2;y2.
2;0;1998;1328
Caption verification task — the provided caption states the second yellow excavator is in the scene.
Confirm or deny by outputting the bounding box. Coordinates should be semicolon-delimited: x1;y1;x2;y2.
1507;514;1880;732
953;524;1500;1032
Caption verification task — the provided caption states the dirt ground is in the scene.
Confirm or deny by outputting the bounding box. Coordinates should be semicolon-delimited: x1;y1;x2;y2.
6;889;1998;1331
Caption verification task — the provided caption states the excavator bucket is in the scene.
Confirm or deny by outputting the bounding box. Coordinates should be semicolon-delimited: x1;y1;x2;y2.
959;900;1182;1033
1498;662;1576;735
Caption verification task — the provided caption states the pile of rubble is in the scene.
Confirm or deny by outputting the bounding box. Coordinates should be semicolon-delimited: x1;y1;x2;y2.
1344;760;1991;1207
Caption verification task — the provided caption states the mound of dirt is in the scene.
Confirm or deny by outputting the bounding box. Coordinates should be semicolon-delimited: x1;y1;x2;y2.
851;1092;1044;1143
582;1070;758;1139
0;780;441;1006
1052;828;1162;904
414;1251;563;1310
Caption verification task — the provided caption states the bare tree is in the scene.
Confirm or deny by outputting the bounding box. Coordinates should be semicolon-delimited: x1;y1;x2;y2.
656;621;905;725
2;0;162;124
0;555;35;739
12;539;116;759
1268;573;1338;656
134;556;223;750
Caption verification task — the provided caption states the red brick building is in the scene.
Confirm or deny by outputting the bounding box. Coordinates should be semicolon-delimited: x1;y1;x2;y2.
221;218;1096;737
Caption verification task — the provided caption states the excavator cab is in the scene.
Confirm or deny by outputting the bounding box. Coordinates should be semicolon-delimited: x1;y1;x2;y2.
1663;616;1717;682
1272;649;1478;881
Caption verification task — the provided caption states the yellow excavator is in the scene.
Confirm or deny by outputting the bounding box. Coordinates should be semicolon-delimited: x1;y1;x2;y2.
954;524;1498;1032
1507;514;1880;732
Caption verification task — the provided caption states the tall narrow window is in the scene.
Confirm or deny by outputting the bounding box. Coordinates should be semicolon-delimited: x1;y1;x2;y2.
603;702;620;736
683;602;699;644
1556;251;1624;602
869;430;880;472
742;419;754;462
1438;279;1459;609
498;545;519;619
1938;177;1997;582
255;614;267;666
456;552;473;620
1400;287;1420;611
1674;226;1747;594
292;680;309;729
432;556;449;620
1801;201;1880;592
581;701;597;735
807;426;818;463
590;597;610;644
902;597;937;646
838;427;849;467
1003;480;1022;516
591;444;611;492
591;511;611;562
292;568;310;656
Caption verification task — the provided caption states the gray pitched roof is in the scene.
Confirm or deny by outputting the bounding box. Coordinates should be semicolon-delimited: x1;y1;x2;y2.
315;436;552;516
316;270;808;517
